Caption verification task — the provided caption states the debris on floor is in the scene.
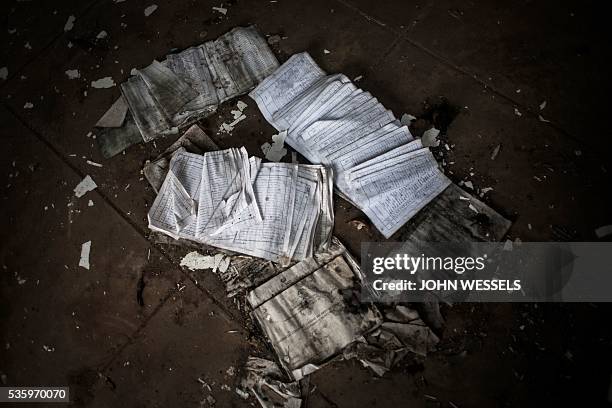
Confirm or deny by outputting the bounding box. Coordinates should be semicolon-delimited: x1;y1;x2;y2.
94;26;279;158
148;132;334;264
595;225;612;239
91;77;116;89
79;241;91;270
260;130;288;162
250;52;451;238
219;100;248;134
73;175;97;198
241;357;302;408
180;251;230;273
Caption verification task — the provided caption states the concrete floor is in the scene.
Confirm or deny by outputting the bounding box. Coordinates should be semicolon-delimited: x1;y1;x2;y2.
1;0;612;406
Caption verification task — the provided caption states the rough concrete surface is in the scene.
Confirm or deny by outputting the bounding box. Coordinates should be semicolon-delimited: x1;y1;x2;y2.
1;0;611;407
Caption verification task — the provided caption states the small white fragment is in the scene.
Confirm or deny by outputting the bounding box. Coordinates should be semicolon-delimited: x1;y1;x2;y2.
468;203;479;213
24;42;32;50
323;49;331;54
421;127;440;147
539;100;547;110
212;6;228;14
235;388;249;400
23;102;34;109
96;30;108;39
595;225;612;238
503;239;513;251
144;4;158;16
0;67;7;80
538;115;550;123
261;130;287;162
459;195;470;201
65;69;80;79
91;77;116;88
354;75;363;82
130;68;138;76
180;251;229;273
64;15;76;31
74;175;97;198
88;200;94;207
514;108;522;116
236;100;247;111
491;144;501;160
86;160;103;168
463;180;474;190
400;113;416;125
79;241;91;270
42;345;55;352
480;187;494;195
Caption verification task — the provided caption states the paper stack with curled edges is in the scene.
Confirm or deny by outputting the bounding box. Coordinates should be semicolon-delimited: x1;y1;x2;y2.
148;146;334;264
250;52;451;238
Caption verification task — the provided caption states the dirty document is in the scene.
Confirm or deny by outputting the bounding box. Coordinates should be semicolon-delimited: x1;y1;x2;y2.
248;238;382;380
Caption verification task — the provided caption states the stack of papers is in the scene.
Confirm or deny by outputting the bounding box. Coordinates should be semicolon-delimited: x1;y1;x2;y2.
148;146;334;264
96;26;279;157
250;52;451;238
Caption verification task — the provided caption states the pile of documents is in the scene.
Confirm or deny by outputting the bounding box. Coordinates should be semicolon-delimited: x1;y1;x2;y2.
148;134;333;263
250;52;451;238
96;26;279;157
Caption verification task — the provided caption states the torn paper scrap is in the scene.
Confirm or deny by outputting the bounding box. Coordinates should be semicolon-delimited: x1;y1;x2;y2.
144;4;158;16
400;113;416;125
261;130;287;162
65;69;80;80
64;15;76;31
595;225;612;239
421;127;441;147
74;175;97;198
180;251;230;273
79;241;91;270
95;96;128;128
91;77;116;89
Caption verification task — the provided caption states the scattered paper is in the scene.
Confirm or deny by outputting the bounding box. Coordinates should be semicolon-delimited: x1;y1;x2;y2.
79;241;91;270
23;102;33;109
212;6;227;14
261;130;287;162
514;108;522;117
96;30;108;39
74;175;97;198
65;69;80;79
91;77;116;89
463;180;474;190
64;15;76;32
88;200;94;207
144;4;158;16
249;52;449;238
148;145;334;263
